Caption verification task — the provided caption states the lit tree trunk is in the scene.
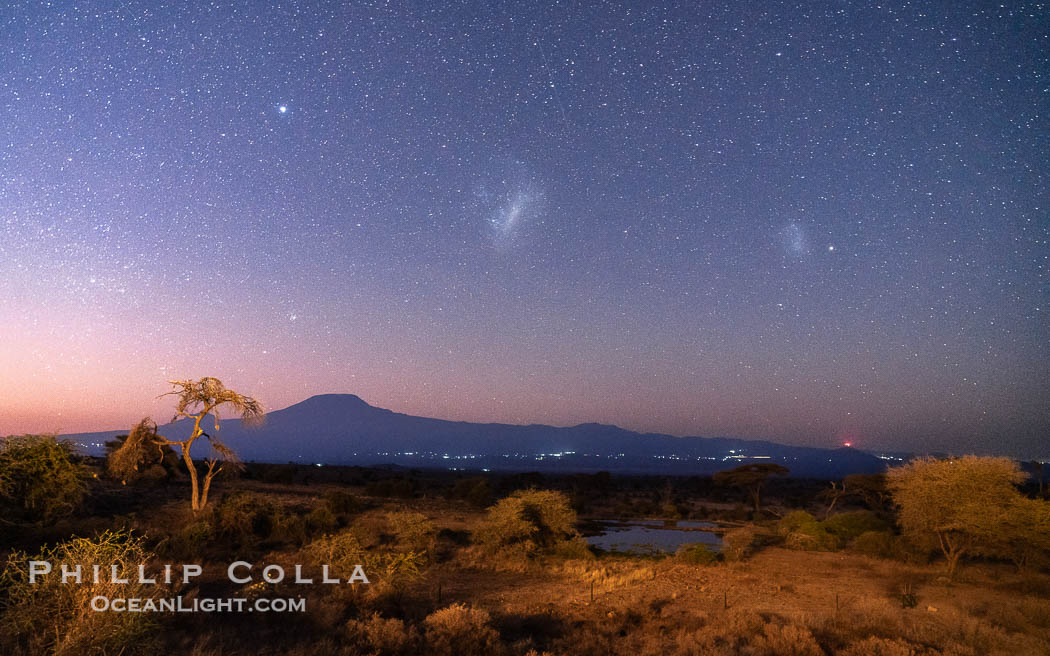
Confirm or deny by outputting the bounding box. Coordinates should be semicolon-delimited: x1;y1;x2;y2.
938;531;966;581
183;445;201;511
199;460;220;510
181;412;209;512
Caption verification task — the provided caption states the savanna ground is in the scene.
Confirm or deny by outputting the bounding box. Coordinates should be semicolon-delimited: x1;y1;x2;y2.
2;460;1049;656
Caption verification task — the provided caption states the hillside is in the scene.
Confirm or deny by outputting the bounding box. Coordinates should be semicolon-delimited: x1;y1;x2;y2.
61;394;887;478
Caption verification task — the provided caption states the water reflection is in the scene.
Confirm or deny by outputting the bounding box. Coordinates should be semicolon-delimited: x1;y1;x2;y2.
585;519;723;554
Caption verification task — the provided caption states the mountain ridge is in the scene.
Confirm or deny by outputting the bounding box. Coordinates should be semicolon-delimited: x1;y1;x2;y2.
59;393;890;477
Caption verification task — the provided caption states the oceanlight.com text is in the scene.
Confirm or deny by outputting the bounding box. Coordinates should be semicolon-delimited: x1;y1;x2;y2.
90;596;306;613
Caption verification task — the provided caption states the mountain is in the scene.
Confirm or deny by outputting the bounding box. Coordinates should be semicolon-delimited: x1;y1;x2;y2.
61;393;889;478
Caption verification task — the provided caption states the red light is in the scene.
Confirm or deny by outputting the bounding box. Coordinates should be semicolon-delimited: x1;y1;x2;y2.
843;442;852;448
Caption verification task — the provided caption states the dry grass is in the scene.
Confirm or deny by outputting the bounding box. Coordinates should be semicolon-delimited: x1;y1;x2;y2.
5;478;1047;656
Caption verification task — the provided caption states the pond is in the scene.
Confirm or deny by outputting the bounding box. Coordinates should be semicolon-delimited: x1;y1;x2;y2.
584;519;723;555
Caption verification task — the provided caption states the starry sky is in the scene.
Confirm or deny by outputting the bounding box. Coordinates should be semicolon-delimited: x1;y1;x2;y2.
2;1;1048;457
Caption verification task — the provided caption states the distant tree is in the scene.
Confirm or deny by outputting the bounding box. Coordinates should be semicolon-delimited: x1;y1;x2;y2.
843;473;891;514
105;419;180;484
818;480;848;519
887;455;1026;580
1030;461;1046;499
712;463;789;514
987;496;1050;572
0;434;85;523
109;378;264;511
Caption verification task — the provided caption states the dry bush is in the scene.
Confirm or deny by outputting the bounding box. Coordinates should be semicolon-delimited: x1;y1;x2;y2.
423;603;503;656
305;531;366;579
325;489;363;515
815;594;1049;656
749;622;824;656
777;511;839;551
213;491;282;546
1016;595;1050;630
823;510;889;542
672;609;766;655
0;530;164;655
851;530;898;559
551;536;595;560
344;612;420;655
676;542;719;565
0;434;86;523
721;526;757;562
307;505;339;533
475;489;579;558
387;510;436;553
559;561;656;595
160;517;215;560
450;477;493;507
837;636;940;656
306;527;426;594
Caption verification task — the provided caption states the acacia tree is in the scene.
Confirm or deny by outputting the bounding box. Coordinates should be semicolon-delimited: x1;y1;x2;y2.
1031;461;1046;499
843;473;891;514
988;496;1050;572
887;455;1026;580
110;378;264;511
713;463;789;514
105;419;179;484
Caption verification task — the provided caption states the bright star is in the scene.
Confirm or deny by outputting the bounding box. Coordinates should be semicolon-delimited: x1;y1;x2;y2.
278;105;288;114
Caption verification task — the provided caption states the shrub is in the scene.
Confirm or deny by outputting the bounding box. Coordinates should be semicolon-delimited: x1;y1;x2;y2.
161;518;214;560
750;622;823;656
661;503;682;519
305;531;366;579
851;530;897;560
305;529;423;590
823;511;889;542
475;489;579;557
325;489;362;515
213;492;281;546
344;613;419;655
672;609;767;653
677;542;719;565
307;506;339;534
0;434;85;523
0;530;164;655
369;550;426;590
366;478;415;499
722;526;757;562
423;603;503;656
451;477;493;507
838;636;939;656
552;536;595;560
777;510;818;535
387;511;436;553
777;511;838;551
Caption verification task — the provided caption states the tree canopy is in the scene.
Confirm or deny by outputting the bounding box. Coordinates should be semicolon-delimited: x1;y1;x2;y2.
109;377;264;512
887;455;1028;579
713;463;789;514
